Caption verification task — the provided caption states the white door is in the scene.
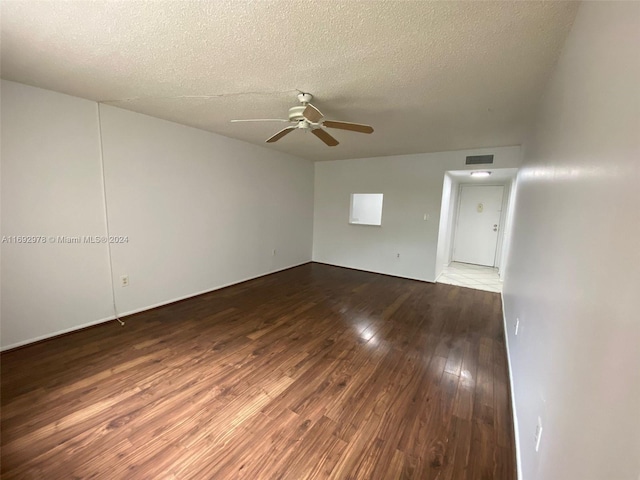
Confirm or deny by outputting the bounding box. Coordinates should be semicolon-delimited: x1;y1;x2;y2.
453;185;504;266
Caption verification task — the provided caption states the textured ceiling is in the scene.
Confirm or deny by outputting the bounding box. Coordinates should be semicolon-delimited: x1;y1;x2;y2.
0;1;579;161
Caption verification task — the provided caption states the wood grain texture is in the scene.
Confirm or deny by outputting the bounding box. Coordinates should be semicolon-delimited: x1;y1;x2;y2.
1;263;516;479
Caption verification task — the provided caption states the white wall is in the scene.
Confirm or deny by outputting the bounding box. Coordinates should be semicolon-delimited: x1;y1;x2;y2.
312;147;521;281
1;80;314;349
502;3;640;480
1;81;114;348
434;173;453;278
498;177;517;279
99;105;313;315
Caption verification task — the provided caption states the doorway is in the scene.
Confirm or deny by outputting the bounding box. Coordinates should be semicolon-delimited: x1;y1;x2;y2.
452;185;504;267
435;168;518;293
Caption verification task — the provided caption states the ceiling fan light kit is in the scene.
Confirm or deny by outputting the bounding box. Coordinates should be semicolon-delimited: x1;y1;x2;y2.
231;93;374;147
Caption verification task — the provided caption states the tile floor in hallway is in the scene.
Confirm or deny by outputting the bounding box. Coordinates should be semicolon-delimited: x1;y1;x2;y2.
437;261;503;293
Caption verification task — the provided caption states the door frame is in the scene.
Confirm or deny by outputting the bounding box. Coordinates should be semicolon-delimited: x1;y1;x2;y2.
434;168;518;281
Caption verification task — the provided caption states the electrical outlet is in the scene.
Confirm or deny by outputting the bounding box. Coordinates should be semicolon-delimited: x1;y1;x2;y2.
534;417;543;452
515;318;520;336
396;253;400;258
121;275;129;287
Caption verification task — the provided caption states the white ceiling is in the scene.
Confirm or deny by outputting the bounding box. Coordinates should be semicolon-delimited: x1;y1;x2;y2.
0;1;579;161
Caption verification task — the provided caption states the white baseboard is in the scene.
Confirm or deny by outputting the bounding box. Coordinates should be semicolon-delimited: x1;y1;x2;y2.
0;314;118;352
116;261;311;318
501;293;523;480
311;260;435;283
0;261;311;352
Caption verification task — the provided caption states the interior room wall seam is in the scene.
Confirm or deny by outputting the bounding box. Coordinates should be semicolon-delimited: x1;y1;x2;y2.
96;102;124;326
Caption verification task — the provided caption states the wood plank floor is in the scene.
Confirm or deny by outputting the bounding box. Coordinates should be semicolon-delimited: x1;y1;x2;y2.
1;263;516;479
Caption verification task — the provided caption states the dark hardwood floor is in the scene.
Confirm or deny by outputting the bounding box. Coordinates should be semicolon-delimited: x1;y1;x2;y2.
1;263;515;479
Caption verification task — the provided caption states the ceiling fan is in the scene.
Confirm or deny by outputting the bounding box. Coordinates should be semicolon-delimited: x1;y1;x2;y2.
231;92;373;147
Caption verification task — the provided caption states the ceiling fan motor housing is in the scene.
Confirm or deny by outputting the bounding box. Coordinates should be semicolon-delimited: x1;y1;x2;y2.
289;106;309;123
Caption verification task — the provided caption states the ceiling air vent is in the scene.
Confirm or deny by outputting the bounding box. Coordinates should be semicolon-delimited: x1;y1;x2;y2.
465;154;494;165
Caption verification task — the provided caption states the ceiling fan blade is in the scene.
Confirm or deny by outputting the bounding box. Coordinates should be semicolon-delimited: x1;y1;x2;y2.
322;120;374;134
302;104;324;123
231;119;290;123
266;126;297;143
312;128;339;147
